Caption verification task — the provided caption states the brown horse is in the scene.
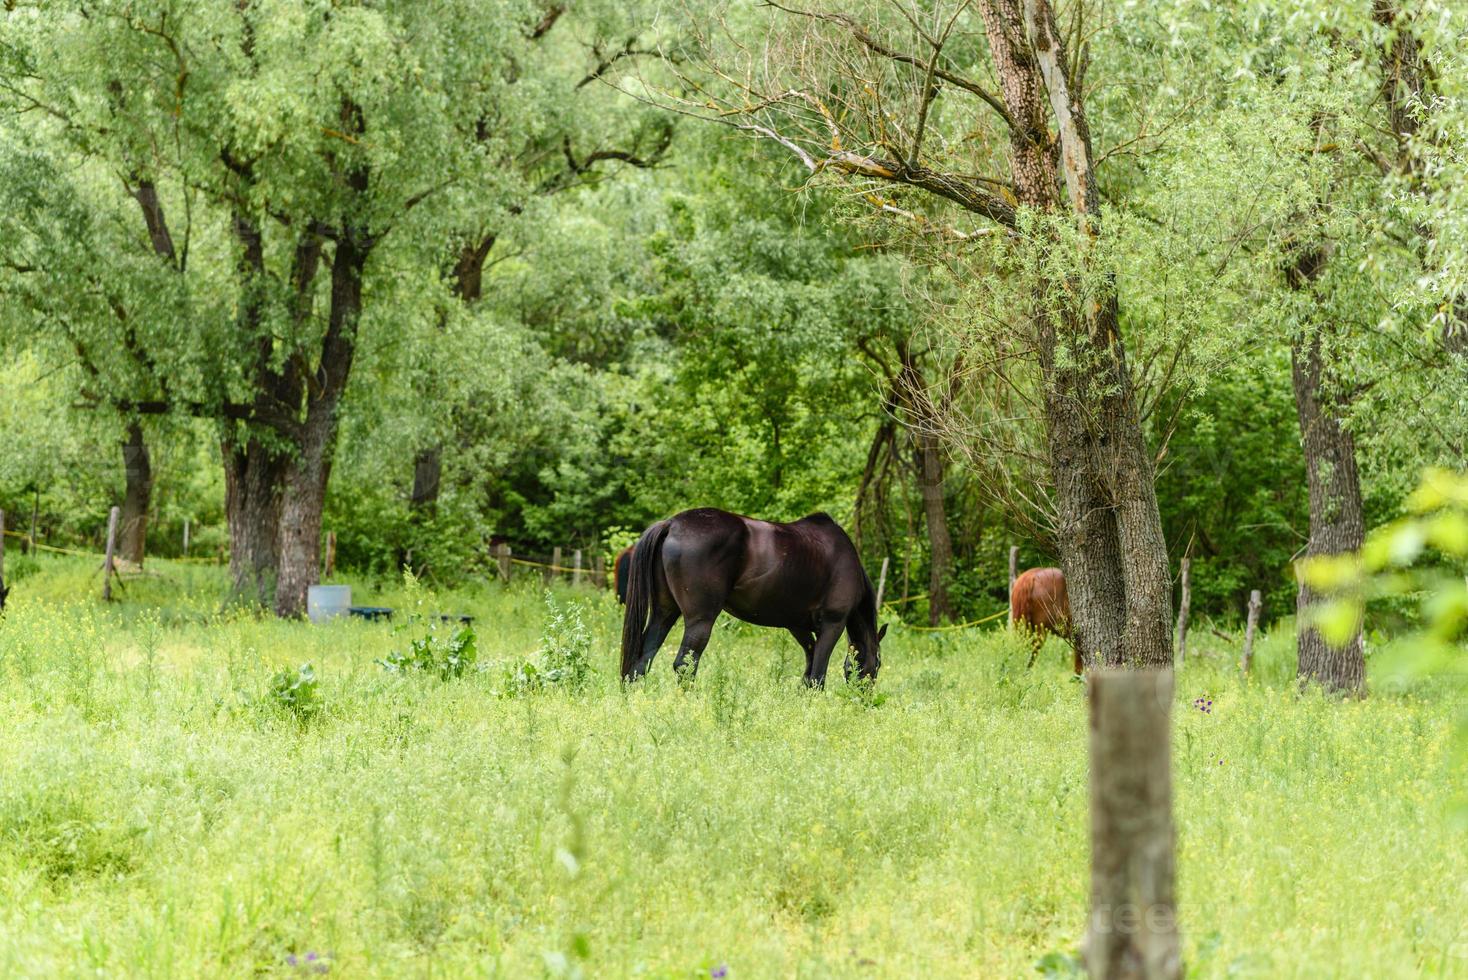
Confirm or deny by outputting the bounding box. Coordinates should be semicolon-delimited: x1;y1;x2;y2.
613;546;634;604
1010;567;1079;674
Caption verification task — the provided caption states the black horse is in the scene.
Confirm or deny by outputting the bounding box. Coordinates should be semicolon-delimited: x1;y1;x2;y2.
620;508;885;687
0;570;8;613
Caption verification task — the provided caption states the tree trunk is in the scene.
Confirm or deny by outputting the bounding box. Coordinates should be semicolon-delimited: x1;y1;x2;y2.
223;436;285;606
1290;330;1367;695
275;420;333;618
980;0;1174;669
119;421;153;566
409;235;497;519
1284;242;1366;695
274;230;369;617
895;343;955;623
915;429;955;624
411;446;443;513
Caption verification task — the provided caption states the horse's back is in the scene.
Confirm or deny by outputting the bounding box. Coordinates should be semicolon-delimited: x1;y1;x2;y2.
660;508;865;627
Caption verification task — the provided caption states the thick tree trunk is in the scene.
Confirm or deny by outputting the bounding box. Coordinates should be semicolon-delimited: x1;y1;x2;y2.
980;0;1174;669
274;230;369;617
223;437;285;606
119;421;153;566
1291;331;1367;694
915;430;955;625
276;419;334;618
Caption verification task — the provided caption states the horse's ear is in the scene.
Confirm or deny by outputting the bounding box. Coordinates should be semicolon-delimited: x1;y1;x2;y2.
877;623;888;642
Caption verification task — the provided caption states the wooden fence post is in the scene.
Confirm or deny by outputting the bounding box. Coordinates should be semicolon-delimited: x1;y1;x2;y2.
324;531;337;578
1086;669;1180;980
102;506;120;602
28;491;39;555
1174;557;1191;663
875;556;890;611
592;554;605;589
0;509;6;579
495;543;511;582
1241;589;1262;675
182;518;191;557
548;546;561;586
572;548;583;587
1008;545;1019;628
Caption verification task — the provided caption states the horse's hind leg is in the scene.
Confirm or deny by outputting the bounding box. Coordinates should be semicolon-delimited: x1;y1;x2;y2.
630;607;680;679
671;615;718;681
1023;625;1045;670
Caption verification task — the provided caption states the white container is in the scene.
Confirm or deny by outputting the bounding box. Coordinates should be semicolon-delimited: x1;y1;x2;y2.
307;585;352;624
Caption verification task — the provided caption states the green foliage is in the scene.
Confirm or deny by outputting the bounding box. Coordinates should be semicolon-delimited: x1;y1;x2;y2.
267;663;322;724
502;593;594;696
1303;468;1468;660
377;625;479;681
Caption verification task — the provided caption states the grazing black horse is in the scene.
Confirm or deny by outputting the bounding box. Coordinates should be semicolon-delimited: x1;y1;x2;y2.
620;508;885;687
0;570;8;613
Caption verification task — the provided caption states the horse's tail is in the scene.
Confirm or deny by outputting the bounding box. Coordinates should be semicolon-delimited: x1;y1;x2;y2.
620;520;670;680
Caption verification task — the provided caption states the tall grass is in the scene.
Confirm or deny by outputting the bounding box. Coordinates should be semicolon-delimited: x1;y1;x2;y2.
0;555;1464;977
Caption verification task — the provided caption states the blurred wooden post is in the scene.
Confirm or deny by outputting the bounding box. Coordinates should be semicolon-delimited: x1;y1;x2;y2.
572;548;583;587
495;543;511;581
28;491;39;555
324;531;337;578
875;556;890;610
592;554;605;589
548;546;562;585
1008;545;1019;628
0;509;6;578
1086;669;1180;980
182;518;191;557
1241;590;1262;675
1174;557;1191;663
102;506;120;602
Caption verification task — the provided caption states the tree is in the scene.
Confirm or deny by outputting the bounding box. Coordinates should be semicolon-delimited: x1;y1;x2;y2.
1;0;668;614
660;0;1175;666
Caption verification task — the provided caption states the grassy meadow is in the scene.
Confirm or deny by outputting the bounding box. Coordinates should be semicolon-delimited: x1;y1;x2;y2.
1;555;1466;978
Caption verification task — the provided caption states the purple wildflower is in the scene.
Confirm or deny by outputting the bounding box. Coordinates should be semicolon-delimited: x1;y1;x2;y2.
711;966;729;979
287;955;298;967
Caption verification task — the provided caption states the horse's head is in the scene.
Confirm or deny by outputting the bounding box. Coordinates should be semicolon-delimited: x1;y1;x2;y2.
846;621;886;682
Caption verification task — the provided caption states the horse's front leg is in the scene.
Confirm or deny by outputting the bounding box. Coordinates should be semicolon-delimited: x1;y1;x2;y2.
788;628;817;679
804;619;847;689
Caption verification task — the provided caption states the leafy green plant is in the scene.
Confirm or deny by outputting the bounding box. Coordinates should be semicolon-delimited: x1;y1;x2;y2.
268;663;322;723
1302;467;1468;664
502;593;593;696
377;624;478;680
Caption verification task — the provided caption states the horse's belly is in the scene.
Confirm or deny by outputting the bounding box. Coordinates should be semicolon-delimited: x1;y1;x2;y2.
724;587;816;629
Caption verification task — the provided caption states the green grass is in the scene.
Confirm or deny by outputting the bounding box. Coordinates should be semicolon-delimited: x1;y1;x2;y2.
1;554;1465;978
